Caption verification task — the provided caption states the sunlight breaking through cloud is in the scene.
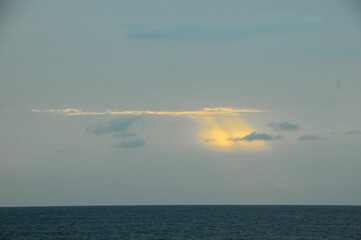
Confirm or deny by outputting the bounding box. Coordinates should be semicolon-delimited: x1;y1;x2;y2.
200;117;267;150
32;107;268;150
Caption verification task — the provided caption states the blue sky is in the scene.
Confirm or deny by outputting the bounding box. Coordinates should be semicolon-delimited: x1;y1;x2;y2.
0;0;361;206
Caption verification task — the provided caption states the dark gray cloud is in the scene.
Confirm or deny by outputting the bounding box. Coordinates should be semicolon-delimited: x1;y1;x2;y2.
115;139;145;149
268;121;300;131
86;117;138;136
228;132;282;142
297;135;324;141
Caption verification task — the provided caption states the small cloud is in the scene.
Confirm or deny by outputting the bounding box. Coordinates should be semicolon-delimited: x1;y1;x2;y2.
304;130;361;141
125;20;320;43
303;16;324;23
336;80;341;90
268;121;300;131
297;135;324;141
228;132;282;142
204;138;216;143
115;139;145;149
126;25;248;42
56;149;79;155
344;130;361;135
330;130;361;138
86;117;138;136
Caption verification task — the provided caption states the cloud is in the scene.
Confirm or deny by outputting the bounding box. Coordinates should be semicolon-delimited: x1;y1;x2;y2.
87;117;146;149
115;139;146;149
32;108;104;115
34;107;263;150
56;149;79;155
86;117;138;136
268;121;300;131
343;130;361;135
32;107;262;117
330;130;361;137
126;25;252;42
297;130;361;142
125;21;320;42
297;135;324;141
204;138;216;143
228;132;282;142
302;16;324;23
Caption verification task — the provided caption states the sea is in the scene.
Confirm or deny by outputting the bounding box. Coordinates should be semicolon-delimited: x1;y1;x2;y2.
1;205;361;239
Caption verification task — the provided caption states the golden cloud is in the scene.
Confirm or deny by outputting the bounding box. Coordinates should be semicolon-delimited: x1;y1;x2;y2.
32;107;262;117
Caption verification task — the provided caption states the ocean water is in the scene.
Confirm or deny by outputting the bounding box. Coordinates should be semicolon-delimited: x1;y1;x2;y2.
1;205;361;239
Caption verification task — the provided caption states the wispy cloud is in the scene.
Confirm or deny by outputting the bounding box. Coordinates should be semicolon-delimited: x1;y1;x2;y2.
125;20;322;42
297;135;324;141
86;117;138;137
331;130;361;136
268;121;300;131
302;16;324;23
344;130;361;135
114;139;145;149
32;107;262;117
56;149;80;155
228;132;282;142
297;130;361;142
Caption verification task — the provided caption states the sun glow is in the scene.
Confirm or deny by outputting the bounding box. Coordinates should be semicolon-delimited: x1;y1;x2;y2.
200;117;266;150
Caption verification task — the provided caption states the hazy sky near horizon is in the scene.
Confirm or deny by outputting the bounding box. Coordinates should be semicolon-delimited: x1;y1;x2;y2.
1;0;361;206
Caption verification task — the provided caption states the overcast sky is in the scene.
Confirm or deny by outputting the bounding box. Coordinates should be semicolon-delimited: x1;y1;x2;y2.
1;0;361;206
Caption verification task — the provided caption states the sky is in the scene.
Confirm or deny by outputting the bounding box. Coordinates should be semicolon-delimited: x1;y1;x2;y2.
1;0;361;206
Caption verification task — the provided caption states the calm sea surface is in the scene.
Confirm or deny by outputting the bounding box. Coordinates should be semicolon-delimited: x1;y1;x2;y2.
1;205;361;239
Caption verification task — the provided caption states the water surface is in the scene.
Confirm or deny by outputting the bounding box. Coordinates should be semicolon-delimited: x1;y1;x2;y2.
1;205;361;239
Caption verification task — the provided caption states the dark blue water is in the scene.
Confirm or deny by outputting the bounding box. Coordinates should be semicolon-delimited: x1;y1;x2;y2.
1;205;361;239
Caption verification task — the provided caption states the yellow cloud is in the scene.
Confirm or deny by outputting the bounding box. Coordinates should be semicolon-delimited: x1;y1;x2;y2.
32;107;262;116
